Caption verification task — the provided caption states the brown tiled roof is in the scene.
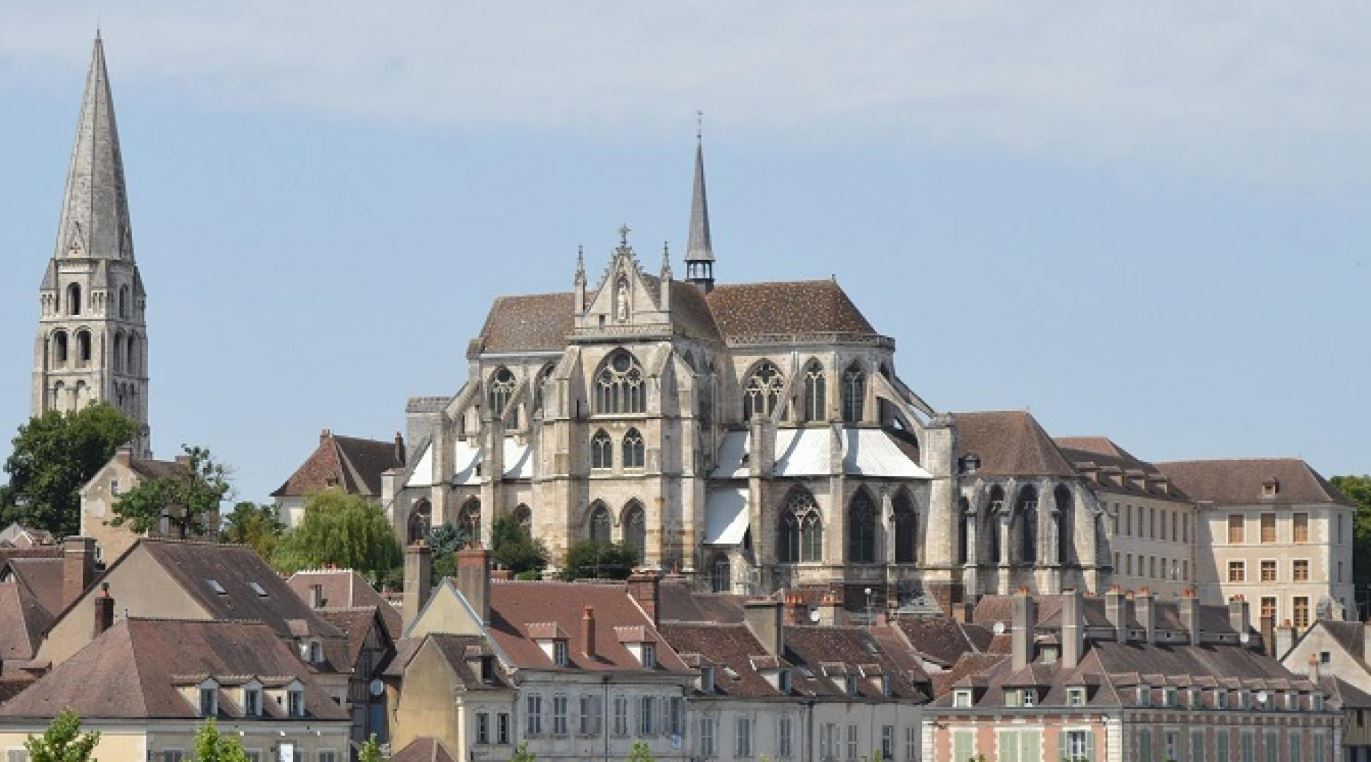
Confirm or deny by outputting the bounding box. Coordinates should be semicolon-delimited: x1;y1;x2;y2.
391;738;459;762
128;457;189;481
659;622;783;698
933;652;1007;697
3;558;64;620
668;281;723;342
1056;436;1190;502
131;540;346;648
1155;458;1352;507
658;578;746;624
895;615;991;668
783;625;928;700
952;411;1076;477
422;633;510;691
287;569;401;639
705;280;878;339
0;583;48;660
272;432;403;498
0;618;349;721
484;579;691;674
316;607;391;672
477;293;575;354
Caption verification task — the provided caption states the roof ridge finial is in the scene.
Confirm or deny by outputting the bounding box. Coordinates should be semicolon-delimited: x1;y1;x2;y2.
618;223;631;248
696;110;703;142
661;241;673;279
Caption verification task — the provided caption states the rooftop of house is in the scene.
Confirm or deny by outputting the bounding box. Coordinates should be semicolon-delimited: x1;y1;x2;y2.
287;568;400;639
271;430;405;499
1155;458;1352;507
391;737;459;762
0;618;350;721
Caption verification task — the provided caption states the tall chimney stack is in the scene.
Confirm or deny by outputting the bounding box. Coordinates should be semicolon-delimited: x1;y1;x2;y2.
1105;585;1129;643
582;605;597;658
1228;596;1250;642
743;599;785;658
62;536;96;608
394;432;406;465
457;546;492;626
92;582;114;637
403;541;433;633
627;571;661;627
1061;588;1083;669
1011;587;1037;672
1180;588;1201;645
1135;588;1156;644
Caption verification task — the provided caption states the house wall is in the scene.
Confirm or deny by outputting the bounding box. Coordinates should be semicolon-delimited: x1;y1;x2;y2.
1098;490;1196;598
0;720;351;762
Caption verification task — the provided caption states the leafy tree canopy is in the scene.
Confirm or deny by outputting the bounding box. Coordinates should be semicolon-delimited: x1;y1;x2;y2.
0;404;137;537
511;741;536;762
272;489;401;582
358;734;383;762
626;740;656;762
193;718;249;762
491;514;549;574
111;445;229;539
428;521;471;582
24;709;100;762
221;501;286;560
562;539;639;581
1333;474;1371;601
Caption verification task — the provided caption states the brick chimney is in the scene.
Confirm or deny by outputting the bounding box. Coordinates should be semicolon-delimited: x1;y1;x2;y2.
92;582;114;637
113;446;133;467
394;432;406;465
402;540;433;633
457;546;492;626
784;592;808;626
1228;596;1250;641
1105;585;1129;643
1061;588;1083;669
1135;588;1156;644
62;536;96;608
1180;588;1201;645
627;571;660;627
817;590;844;626
319;428;332;445
743;599;785;658
582;605;596;658
1011;587;1036;672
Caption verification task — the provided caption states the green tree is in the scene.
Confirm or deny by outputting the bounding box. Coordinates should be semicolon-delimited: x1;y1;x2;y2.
221;501;286;559
626;740;655;762
111;444;229;539
511;741;536;762
24;709;100;762
427;521;471;582
561;539;639;581
272;489;402;581
357;734;383;762
0;404;137;537
491;514;549;574
1333;474;1371;602
193;718;249;762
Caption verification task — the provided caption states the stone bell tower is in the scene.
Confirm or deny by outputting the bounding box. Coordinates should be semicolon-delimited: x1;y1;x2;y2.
32;34;150;456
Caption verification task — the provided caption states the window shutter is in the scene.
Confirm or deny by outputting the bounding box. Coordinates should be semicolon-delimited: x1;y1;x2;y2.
1086;732;1095;761
1058;730;1068;762
1023;729;1041;762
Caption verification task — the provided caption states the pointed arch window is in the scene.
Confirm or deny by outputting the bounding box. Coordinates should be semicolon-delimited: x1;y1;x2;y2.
407;500;432;544
802;360;826;422
893;491;917;564
957;497;971;565
533;364;555;414
779;489;823;563
588;502;612;543
488;367;517;422
987;486;1006;563
118;285;129;319
596;351;645;414
1015;486;1039;563
67;283;81;316
848;490;877;563
1055;484;1073;564
622;502;646;562
458;499;482;543
126;335;137;373
841;363;865;423
112;332;124;373
622;428;645;469
710;553;731;593
591;430;613;470
742;362;783;421
514;504;533;532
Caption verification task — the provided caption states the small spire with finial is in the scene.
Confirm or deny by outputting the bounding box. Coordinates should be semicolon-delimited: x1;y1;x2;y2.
618;223;631;248
574;244;585;283
696;110;703;142
660;241;673;279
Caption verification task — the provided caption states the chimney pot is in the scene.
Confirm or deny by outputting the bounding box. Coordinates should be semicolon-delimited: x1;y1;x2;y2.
92;582;114;637
457;546;492;626
582;605;596;657
627;571;661;627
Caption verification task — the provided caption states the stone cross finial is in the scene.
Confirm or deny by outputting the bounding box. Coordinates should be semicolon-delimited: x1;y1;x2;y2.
618;224;631;247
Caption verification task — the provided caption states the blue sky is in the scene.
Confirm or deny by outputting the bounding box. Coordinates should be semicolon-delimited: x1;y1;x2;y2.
0;3;1367;503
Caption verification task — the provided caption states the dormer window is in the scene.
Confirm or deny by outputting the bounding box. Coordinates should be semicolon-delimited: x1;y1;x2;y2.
1313;693;1325;711
1163;687;1177;707
779;669;792;695
1216;690;1229;710
1262;478;1280;497
1021;689;1037;707
700;666;716;694
958;454;981;475
288;686;305;718
1137;686;1151;707
1066;687;1086;707
553;640;569;668
244;686;262;717
881;675;892;698
953;689;972;708
1237;690;1249;710
299;639;324;664
199;684;218;717
641;644;657;670
845;675;859;697
1040;645;1059;665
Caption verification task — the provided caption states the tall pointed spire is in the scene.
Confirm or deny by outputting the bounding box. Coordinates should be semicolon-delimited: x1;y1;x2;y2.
55;34;133;261
685;112;715;292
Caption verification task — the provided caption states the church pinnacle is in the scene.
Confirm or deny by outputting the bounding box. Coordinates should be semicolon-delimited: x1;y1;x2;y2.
684;113;715;292
33;34;151;456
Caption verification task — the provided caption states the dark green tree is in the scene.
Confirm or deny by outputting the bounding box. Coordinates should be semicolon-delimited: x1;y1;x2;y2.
24;709;100;762
1333;474;1371;601
626;740;655;762
272;489;401;581
561;539;639;581
427;521;471;582
0;404;137;537
221;501;286;560
111;445;229;539
193;718;249;762
491;514;549;575
357;734;383;762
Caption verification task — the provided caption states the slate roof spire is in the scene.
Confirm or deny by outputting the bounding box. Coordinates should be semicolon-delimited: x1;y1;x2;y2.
685;112;715;292
55;33;133;262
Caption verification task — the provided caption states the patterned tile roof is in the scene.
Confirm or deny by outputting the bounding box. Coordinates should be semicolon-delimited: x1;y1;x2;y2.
704;279;877;339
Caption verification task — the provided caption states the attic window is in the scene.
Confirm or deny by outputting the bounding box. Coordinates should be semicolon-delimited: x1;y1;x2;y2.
553;641;569;668
641;644;657;670
244;686;262;717
1263;478;1280;497
288;686;305;718
199;686;217;717
845;675;858;697
881;675;892;698
1067;687;1086;707
248;582;268;598
959;454;981;475
700;666;715;694
206;579;227;595
779;669;792;695
953;689;972;708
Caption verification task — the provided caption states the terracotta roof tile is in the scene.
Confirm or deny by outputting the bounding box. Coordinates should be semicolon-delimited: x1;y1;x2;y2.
391;737;458;762
287;569;401;639
659;622;782;699
477;293;575;354
952;411;1076;477
272;432;403;498
705;280;877;339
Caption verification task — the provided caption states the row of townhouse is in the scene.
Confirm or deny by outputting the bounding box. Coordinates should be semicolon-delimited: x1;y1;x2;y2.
0;536;401;760
385;543;933;762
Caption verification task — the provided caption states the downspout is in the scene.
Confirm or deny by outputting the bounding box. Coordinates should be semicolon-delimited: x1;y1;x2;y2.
602;675;610;762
